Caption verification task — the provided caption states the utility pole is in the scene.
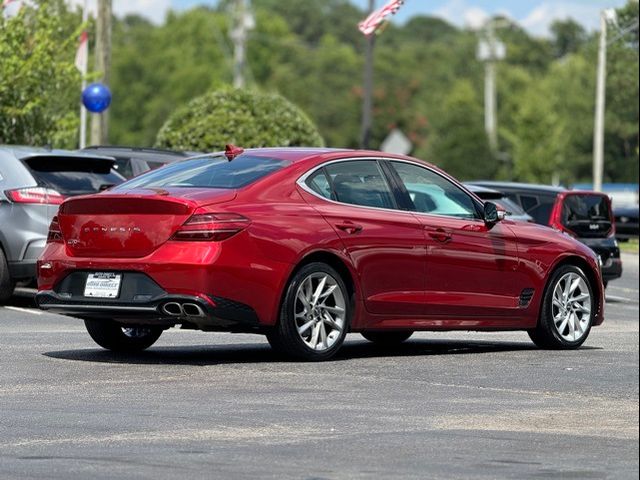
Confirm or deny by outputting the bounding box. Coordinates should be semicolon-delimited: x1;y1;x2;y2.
78;0;89;149
360;0;375;149
593;10;614;193
90;0;112;146
232;0;253;89
478;20;506;153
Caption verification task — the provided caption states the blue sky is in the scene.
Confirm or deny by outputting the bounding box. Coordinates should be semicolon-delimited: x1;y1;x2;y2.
97;1;630;36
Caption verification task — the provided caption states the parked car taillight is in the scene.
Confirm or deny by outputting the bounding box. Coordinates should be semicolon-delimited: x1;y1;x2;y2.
172;213;250;242
46;216;63;244
5;187;64;205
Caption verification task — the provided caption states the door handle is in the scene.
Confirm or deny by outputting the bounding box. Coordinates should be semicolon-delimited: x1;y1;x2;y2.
426;227;452;243
335;222;363;235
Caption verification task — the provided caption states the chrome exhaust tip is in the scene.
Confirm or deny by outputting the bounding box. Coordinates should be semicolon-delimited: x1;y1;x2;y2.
182;303;205;318
162;302;183;316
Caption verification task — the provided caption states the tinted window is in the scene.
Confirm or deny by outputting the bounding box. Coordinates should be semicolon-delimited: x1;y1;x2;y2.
391;162;478;218
518;194;556;225
115;155;288;191
113;158;134;178
306;169;335;200
24;157;124;196
493;198;528;217
562;194;612;237
323;161;395;209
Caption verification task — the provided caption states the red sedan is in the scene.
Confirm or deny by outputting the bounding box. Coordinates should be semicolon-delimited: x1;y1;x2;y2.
36;147;605;361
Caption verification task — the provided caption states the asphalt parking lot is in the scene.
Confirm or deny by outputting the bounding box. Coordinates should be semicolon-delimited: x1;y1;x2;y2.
0;254;638;480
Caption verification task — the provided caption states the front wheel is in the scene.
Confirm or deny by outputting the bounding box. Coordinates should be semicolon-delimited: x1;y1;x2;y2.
267;263;351;361
84;319;163;352
528;265;594;349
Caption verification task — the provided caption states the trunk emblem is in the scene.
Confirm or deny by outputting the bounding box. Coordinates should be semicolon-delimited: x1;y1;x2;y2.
82;227;142;233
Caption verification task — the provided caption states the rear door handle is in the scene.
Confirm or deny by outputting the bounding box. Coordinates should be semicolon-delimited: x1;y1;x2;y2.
336;221;363;235
426;227;452;243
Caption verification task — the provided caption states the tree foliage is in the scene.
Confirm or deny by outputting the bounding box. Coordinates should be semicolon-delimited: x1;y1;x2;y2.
155;88;324;151
0;0;80;147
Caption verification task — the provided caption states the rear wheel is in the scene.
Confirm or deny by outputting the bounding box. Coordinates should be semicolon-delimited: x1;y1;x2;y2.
84;319;163;352
0;248;15;304
361;331;413;345
267;263;350;361
528;265;594;349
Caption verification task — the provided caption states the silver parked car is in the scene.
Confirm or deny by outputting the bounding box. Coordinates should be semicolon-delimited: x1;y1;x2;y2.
0;146;124;303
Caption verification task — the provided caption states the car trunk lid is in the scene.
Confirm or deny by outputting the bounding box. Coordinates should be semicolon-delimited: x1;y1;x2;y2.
57;188;236;258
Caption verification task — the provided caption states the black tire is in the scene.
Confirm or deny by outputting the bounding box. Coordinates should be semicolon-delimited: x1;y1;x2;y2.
267;262;351;361
0;248;15;304
84;319;163;352
603;281;609;289
528;265;595;349
361;331;413;345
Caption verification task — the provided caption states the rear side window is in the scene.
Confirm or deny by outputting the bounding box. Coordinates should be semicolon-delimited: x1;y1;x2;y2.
306;169;335;200
322;161;396;209
24;157;123;196
115;155;288;190
518;194;556;225
113;158;134;178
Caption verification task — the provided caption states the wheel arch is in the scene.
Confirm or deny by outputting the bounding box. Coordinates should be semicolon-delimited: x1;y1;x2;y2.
541;255;603;325
271;249;359;328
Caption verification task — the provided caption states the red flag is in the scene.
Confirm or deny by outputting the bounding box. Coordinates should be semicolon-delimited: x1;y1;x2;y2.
75;30;88;74
358;0;406;36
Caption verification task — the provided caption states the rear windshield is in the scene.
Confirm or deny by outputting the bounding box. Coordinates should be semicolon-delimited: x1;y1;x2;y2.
114;154;288;191
24;156;124;196
562;194;612;237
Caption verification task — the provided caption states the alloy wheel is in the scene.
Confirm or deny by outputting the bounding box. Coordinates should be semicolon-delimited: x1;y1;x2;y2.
294;272;346;352
551;272;592;342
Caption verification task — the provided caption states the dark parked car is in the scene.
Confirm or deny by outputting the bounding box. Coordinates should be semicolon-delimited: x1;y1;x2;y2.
470;182;622;286
465;184;534;223
81;146;199;179
36;148;604;360
0;146;125;303
614;205;639;241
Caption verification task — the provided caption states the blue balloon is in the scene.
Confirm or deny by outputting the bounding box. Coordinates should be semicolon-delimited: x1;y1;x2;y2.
82;83;112;113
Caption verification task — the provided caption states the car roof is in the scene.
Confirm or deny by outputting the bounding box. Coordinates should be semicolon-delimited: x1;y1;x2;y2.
464;183;503;195
82;146;197;162
469;181;567;195
1;145;115;162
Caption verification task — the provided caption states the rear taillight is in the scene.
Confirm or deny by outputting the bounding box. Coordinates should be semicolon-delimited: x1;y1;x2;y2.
5;187;64;205
47;216;63;244
172;213;250;242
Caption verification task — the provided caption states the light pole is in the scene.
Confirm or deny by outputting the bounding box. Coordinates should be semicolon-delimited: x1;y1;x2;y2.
593;9;617;193
231;0;254;89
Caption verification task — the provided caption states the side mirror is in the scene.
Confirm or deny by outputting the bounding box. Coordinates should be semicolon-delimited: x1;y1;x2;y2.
484;202;506;224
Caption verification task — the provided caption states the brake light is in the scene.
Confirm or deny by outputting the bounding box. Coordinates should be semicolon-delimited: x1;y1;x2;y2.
5;187;64;205
173;213;250;242
47;216;63;244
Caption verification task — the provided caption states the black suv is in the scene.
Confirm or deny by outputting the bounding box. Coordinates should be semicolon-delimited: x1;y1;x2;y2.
470;182;622;287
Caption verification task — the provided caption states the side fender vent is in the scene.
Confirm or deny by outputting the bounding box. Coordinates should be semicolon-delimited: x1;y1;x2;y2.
519;288;535;308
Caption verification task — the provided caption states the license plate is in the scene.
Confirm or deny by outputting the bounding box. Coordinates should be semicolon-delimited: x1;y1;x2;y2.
84;273;122;299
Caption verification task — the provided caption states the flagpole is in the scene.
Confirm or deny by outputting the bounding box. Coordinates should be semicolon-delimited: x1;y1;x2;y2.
360;0;375;149
79;0;88;149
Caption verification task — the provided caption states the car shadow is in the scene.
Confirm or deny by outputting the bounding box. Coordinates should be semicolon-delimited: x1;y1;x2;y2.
43;338;601;366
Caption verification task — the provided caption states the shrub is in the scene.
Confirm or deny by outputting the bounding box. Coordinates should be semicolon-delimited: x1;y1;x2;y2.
156;88;324;151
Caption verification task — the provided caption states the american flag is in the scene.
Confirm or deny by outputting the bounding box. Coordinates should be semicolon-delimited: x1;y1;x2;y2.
2;0;19;8
358;0;406;36
75;30;89;74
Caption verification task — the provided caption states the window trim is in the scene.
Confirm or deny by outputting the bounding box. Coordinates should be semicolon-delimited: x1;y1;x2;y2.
298;157;484;221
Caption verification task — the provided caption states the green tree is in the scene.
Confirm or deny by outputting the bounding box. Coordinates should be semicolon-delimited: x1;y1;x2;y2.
155;88;324;151
0;0;81;147
550;19;588;58
426;80;496;180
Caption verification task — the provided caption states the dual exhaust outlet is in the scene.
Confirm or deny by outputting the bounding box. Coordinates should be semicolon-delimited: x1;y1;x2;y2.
162;302;206;318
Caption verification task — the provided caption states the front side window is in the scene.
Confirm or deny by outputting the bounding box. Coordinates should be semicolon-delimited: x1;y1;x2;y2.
322;161;395;209
114;154;288;191
391;162;478;218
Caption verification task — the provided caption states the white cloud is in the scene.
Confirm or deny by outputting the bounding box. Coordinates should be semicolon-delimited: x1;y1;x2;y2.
433;0;490;30
521;2;604;37
68;0;171;24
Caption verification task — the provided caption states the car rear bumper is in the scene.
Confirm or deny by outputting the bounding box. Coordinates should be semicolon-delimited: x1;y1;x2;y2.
8;261;37;280
580;237;622;282
35;271;261;332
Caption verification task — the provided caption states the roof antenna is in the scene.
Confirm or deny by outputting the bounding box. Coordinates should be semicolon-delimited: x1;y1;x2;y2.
225;144;244;161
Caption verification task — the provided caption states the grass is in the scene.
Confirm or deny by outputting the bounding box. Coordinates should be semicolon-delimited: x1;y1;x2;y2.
619;238;639;254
